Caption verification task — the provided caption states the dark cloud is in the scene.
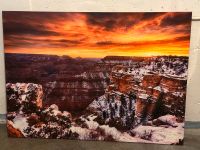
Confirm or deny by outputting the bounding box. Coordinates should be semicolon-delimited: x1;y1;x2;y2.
47;39;83;47
2;11;72;37
174;35;191;41
86;13;117;30
3;21;60;36
86;12;166;31
86;13;139;31
160;12;192;27
2;11;70;23
4;36;83;49
95;41;114;46
141;13;165;20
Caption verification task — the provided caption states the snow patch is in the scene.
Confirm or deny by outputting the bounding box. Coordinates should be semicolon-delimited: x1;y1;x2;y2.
12;115;29;136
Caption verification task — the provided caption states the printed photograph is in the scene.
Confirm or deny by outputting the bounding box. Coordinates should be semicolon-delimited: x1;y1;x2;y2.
3;12;192;144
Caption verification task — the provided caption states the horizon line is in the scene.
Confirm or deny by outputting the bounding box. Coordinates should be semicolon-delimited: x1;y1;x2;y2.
4;52;189;58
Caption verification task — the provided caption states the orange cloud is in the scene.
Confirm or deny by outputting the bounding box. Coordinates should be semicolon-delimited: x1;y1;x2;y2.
3;12;192;58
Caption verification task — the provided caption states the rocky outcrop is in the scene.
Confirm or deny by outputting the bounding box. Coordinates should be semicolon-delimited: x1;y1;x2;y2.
7;102;74;139
23;104;73;139
88;91;136;131
141;74;162;88
110;73;135;93
131;115;184;145
138;76;186;121
6;83;43;113
109;64;187;123
7;120;24;138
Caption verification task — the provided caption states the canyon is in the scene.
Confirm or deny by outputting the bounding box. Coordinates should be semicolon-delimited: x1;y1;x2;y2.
5;54;188;144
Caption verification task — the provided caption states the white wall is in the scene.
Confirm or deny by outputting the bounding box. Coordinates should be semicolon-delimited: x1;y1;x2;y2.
0;0;200;121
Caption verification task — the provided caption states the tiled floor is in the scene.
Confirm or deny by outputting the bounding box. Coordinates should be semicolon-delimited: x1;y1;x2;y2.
0;124;199;150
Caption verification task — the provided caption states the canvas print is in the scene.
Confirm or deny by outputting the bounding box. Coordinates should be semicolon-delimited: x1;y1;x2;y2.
3;12;192;145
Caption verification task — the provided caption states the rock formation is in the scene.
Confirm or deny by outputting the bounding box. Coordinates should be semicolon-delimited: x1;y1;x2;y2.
6;83;43;113
109;65;187;123
7;120;24;138
43;72;109;111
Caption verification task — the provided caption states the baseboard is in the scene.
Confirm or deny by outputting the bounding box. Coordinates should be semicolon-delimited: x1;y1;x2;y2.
0;114;6;124
0;114;200;128
185;121;200;129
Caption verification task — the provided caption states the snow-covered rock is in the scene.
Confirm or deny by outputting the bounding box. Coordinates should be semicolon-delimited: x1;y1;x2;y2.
6;83;43;113
132;115;184;144
7;120;25;138
87;91;136;130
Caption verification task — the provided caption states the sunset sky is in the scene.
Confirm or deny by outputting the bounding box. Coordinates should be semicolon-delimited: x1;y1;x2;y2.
3;12;192;58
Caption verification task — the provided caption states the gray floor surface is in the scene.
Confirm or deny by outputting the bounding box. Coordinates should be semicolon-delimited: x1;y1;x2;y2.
0;124;200;150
